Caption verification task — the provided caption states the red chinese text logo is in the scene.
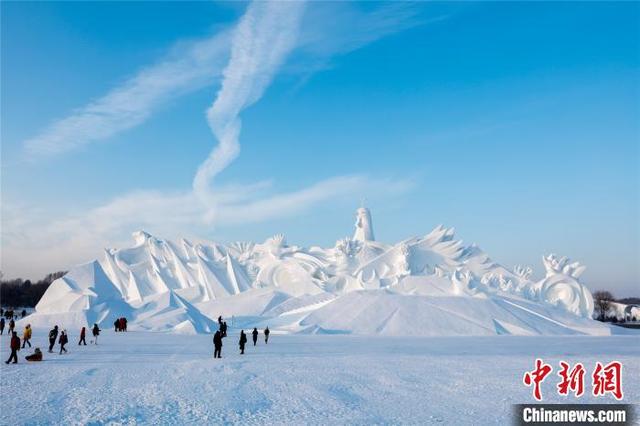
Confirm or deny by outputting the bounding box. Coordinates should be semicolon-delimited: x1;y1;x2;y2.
523;360;623;401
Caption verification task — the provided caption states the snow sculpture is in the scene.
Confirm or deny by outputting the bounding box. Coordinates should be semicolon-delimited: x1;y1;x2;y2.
452;268;474;295
513;265;533;280
395;243;411;277
533;254;594;318
334;238;361;275
353;207;375;242
28;207;602;335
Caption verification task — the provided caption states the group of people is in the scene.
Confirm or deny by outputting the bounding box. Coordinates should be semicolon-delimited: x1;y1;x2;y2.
113;317;128;332
5;325;36;364
212;316;270;358
1;308;27;321
4;323;102;364
238;327;270;354
5;313;274;364
0;317;15;336
1;308;28;336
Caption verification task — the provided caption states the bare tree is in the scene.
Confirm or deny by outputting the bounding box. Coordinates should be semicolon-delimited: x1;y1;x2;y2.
593;290;615;321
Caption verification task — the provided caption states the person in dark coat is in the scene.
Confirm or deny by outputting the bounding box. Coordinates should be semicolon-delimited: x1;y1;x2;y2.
252;328;258;346
26;347;43;362
217;316;223;326
8;318;15;335
92;324;100;344
59;330;69;354
122;317;127;332
213;330;223;359
114;319;119;332
48;325;59;353
0;318;5;335
78;327;87;345
264;327;270;344
239;330;248;354
6;331;20;364
21;309;27;318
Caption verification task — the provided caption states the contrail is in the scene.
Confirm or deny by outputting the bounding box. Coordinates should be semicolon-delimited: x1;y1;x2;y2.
193;1;306;211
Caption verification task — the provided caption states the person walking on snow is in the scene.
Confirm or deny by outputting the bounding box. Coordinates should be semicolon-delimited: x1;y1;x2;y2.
92;324;100;344
8;318;15;335
239;330;248;355
0;318;5;335
59;330;69;354
22;324;32;348
78;326;87;345
48;325;59;353
252;328;258;346
5;331;20;364
264;327;270;344
213;330;223;359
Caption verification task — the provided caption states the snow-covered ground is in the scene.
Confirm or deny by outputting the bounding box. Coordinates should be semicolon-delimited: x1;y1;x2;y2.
1;330;638;425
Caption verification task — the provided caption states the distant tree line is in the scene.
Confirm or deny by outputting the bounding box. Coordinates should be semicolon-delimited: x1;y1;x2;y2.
0;271;66;308
592;290;639;323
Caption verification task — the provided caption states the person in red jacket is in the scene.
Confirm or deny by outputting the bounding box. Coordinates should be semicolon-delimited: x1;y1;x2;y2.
59;330;69;354
5;331;20;364
78;326;87;345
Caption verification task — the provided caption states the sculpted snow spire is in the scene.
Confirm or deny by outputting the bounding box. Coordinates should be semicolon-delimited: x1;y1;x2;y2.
353;206;375;242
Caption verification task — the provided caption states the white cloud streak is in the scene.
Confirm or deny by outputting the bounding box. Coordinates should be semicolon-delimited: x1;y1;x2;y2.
5;1;425;279
23;31;231;158
1;175;414;278
193;1;306;208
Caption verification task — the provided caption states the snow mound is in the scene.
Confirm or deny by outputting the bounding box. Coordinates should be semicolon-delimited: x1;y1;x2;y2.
131;291;218;334
31;261;133;330
298;290;609;336
28;207;604;335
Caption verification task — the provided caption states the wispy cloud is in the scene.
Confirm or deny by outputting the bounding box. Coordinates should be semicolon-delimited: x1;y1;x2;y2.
298;2;422;58
22;2;424;161
5;1;425;279
1;175;414;278
23;30;231;158
193;1;306;209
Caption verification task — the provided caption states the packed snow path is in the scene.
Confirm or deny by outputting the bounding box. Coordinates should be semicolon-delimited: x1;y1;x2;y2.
1;331;638;425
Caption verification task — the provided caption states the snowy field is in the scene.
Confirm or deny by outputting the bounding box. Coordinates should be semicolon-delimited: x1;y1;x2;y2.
1;330;638;425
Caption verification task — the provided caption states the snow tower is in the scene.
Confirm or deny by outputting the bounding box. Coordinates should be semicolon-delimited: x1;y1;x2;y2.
353;206;375;242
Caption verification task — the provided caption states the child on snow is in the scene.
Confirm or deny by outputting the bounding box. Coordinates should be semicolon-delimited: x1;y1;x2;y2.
26;348;43;362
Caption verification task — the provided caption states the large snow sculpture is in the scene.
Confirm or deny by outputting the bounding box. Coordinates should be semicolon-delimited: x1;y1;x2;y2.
533;254;594;318
28;206;603;335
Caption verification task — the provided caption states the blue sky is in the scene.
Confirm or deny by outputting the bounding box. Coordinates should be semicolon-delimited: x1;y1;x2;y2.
1;1;638;297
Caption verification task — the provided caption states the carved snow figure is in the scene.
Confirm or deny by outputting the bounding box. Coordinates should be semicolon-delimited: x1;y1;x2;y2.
533;254;594;318
395;243;411;277
452;268;473;295
334;238;360;275
514;265;533;281
353;207;375;242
